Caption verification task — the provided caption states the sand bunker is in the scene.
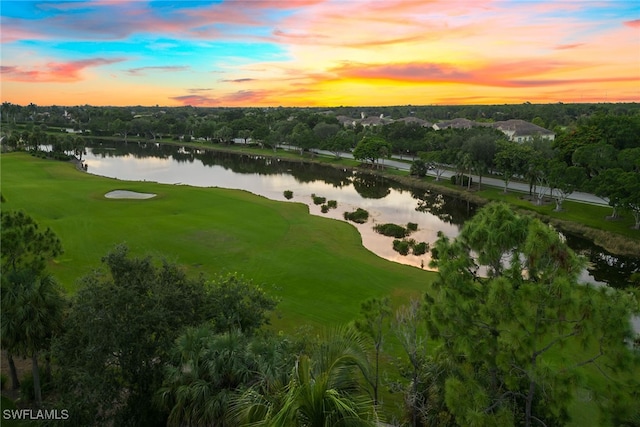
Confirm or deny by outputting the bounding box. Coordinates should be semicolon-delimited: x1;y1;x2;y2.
105;190;156;199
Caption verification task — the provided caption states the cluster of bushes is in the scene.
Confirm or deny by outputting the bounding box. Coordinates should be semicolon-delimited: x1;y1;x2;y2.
344;208;369;223
311;194;326;205
391;239;429;255
321;199;338;213
311;194;338;213
374;223;411;238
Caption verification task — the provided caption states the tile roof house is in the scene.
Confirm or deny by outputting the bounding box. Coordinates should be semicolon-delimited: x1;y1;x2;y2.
336;115;357;127
397;117;433;127
490;119;555;142
359;114;394;127
432;118;480;130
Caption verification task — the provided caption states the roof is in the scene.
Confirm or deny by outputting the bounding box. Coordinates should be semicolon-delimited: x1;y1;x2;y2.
490;119;554;136
433;118;480;129
397;117;432;127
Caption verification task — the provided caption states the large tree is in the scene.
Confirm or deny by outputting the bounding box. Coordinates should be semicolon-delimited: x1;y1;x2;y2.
0;210;64;392
53;245;214;425
1;210;63;275
353;136;392;168
426;203;638;427
206;273;278;335
494;140;533;193
1;270;66;406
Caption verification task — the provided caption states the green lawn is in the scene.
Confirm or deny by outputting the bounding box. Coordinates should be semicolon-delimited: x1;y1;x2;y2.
0;152;433;330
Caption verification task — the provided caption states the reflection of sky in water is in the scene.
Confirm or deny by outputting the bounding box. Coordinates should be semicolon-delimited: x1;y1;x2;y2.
84;151;460;269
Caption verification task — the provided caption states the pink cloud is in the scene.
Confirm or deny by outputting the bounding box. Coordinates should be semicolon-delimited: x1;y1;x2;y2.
1;57;126;82
171;94;219;106
554;43;584;50
624;19;640;28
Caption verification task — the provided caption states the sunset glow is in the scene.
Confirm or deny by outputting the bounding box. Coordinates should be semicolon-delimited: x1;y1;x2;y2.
1;0;639;106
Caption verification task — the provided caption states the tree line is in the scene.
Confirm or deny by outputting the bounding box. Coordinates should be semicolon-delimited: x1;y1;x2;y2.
2;205;638;426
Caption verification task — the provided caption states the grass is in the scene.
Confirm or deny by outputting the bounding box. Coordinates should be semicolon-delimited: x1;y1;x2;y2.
0;153;433;330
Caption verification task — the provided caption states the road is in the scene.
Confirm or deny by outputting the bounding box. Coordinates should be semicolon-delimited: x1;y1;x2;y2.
309;149;609;207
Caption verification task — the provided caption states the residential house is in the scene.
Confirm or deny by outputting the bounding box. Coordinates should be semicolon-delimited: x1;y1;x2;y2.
490;119;555;142
432;118;480;130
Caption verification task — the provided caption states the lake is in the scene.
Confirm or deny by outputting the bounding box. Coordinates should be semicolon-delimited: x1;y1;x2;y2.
79;141;639;290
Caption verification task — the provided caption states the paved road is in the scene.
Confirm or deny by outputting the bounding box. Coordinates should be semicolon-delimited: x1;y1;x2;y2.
309;149;609;207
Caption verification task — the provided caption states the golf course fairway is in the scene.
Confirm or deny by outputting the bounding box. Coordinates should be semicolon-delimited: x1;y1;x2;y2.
1;153;434;329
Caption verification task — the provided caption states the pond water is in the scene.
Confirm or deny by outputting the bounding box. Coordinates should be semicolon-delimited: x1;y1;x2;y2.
78;141;638;291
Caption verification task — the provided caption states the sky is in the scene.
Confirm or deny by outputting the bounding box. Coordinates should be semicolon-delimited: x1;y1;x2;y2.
1;0;639;107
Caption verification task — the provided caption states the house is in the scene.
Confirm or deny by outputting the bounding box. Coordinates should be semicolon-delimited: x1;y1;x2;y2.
396;117;433;127
359;113;394;127
432;118;480;130
490;119;555;142
336;115;357;127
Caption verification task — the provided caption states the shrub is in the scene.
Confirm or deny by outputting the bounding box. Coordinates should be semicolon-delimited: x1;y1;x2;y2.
283;190;293;200
413;241;429;255
327;200;338;209
410;159;427;177
407;222;418;232
311;194;326;205
321;204;329;213
393;239;411;255
374;223;409;238
344;208;369;224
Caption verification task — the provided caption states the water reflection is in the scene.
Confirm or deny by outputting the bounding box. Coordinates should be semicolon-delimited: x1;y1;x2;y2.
80;141;638;289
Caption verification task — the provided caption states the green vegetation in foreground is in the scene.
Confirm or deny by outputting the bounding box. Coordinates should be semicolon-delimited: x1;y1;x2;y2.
0;153;432;329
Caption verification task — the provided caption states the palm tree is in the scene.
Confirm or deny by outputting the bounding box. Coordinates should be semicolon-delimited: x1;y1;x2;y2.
159;326;262;427
233;326;378;427
1;269;66;405
1;272;23;390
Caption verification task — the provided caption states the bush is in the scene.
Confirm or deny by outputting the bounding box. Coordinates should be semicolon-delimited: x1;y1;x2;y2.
393;239;411;255
344;208;369;224
311;194;326;205
374;223;409;238
283;190;293;200
321;204;329;213
410;159;427;177
412;241;429;255
327;200;338;209
407;222;418;232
